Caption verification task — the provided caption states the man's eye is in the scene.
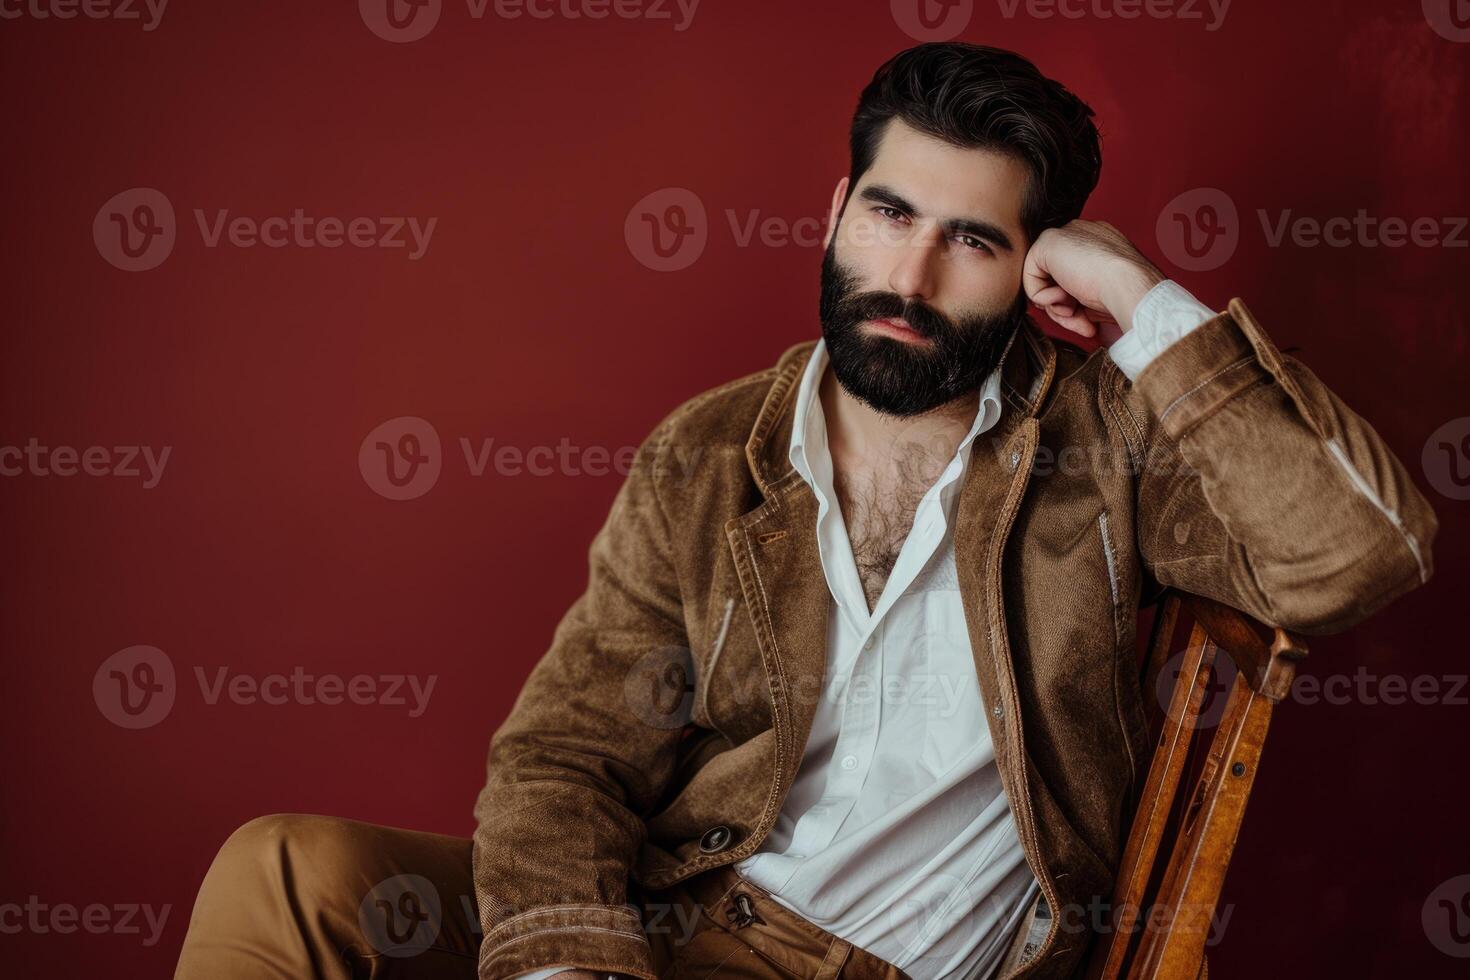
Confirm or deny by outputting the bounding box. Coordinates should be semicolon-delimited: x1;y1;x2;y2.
957;234;993;255
875;206;907;223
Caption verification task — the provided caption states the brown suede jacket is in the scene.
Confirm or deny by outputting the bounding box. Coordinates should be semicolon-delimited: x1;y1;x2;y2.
471;299;1437;980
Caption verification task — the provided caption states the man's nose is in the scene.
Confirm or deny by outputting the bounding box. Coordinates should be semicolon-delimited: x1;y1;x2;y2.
886;225;941;302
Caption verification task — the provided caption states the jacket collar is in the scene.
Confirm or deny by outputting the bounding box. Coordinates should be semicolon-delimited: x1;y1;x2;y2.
744;318;1059;497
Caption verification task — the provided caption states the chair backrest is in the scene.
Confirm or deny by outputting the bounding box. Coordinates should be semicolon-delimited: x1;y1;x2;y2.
1083;591;1308;980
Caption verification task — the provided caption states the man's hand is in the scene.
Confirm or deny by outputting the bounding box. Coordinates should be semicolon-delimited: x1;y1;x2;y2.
1022;220;1165;338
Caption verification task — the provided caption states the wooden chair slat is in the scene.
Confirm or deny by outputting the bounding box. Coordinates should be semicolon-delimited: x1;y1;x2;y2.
1086;617;1215;980
1083;591;1307;980
1130;673;1261;978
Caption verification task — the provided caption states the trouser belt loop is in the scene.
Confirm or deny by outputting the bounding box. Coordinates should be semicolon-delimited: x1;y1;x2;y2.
814;938;852;980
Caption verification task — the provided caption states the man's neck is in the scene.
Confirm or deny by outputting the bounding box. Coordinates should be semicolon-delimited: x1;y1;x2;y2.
818;365;979;477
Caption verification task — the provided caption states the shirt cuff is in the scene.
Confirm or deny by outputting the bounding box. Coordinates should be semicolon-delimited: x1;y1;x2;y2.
1108;279;1218;381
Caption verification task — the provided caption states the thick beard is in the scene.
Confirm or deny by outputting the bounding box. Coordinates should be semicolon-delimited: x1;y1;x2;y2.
818;243;1029;418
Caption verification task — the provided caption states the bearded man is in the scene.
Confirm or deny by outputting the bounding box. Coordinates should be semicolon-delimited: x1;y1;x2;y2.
175;42;1437;980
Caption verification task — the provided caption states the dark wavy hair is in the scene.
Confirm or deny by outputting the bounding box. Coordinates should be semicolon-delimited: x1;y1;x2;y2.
848;43;1103;243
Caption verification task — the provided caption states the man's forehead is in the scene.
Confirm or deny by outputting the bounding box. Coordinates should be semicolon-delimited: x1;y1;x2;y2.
861;118;1029;236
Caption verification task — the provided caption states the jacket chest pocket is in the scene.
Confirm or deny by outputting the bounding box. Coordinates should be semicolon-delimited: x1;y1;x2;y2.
694;583;774;745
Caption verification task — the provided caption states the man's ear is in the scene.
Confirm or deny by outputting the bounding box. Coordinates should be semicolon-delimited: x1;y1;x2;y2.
822;177;850;250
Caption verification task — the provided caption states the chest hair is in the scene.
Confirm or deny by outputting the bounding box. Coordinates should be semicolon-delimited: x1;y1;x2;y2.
833;441;949;612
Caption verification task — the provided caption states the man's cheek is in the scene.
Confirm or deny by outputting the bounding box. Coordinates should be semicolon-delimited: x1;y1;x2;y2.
843;214;904;251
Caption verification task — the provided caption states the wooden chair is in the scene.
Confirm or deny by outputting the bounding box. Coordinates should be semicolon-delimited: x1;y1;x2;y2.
1083;591;1308;980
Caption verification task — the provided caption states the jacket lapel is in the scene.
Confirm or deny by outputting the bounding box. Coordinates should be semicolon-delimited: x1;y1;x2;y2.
724;340;828;790
953;321;1059;918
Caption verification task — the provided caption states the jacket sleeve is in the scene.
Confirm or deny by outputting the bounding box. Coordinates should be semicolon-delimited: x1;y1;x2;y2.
471;412;688;980
1115;297;1438;635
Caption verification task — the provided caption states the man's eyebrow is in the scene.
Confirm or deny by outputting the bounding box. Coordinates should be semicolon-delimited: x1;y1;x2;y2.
857;182;1016;253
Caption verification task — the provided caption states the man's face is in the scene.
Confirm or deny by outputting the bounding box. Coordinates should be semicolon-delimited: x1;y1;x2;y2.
819;118;1034;417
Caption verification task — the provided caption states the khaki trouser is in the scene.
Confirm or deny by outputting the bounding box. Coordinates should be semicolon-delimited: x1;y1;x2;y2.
173;814;918;980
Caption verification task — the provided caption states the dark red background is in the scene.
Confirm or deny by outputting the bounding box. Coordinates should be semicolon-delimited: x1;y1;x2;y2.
2;1;1467;977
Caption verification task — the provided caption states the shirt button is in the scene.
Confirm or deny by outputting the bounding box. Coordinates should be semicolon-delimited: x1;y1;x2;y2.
863;638;875;651
788;852;806;860
840;754;858;771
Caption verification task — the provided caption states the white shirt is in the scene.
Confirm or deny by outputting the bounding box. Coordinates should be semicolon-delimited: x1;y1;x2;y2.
734;326;1031;980
516;280;1215;980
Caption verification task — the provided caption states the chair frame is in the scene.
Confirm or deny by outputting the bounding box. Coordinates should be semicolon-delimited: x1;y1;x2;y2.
1084;591;1308;980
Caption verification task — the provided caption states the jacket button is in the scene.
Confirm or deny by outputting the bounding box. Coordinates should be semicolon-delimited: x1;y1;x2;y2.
699;825;733;853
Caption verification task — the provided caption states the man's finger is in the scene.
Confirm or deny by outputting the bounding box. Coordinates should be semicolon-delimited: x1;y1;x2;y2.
1021;238;1056;302
1031;284;1071;308
1045;304;1098;338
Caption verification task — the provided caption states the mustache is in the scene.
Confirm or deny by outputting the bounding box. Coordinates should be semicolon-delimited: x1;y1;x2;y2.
839;291;957;340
